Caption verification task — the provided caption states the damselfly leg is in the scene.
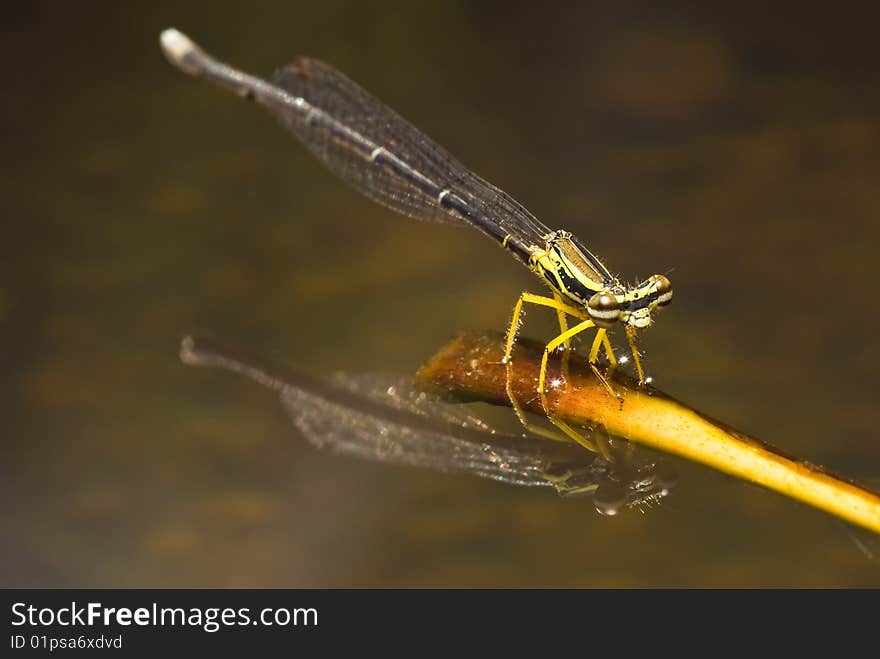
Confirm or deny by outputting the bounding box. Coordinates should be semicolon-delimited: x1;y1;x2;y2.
502;291;620;459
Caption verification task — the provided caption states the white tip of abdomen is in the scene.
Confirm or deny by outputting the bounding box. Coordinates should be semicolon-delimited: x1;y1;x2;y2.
160;29;202;75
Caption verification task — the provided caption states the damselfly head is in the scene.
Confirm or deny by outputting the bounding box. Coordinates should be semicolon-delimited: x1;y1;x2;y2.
616;273;674;329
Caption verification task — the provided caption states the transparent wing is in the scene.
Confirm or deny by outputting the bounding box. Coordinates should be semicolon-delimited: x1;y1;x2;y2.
180;336;601;492
282;372;588;489
179;335;674;510
159;30;552;248
268;58;552;243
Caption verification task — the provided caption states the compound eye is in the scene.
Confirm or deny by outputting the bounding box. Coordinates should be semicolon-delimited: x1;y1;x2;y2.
651;274;673;306
587;291;620;328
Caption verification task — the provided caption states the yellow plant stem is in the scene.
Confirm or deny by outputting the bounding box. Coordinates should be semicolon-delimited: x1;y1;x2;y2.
415;331;880;535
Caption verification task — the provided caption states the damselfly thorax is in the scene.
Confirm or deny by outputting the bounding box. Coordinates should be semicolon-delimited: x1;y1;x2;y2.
527;230;672;330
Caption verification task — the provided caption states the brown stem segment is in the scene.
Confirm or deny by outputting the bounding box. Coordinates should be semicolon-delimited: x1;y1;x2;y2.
415;331;880;535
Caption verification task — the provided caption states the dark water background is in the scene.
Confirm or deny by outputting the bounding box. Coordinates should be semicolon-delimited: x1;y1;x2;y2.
3;1;880;586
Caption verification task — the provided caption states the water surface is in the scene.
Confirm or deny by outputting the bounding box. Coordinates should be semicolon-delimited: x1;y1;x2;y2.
3;1;879;586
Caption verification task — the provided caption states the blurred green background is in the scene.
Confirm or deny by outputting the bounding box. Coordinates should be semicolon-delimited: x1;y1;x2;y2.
3;1;880;586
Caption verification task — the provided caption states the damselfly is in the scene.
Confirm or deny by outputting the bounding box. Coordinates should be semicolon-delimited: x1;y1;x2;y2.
180;335;675;515
161;29;673;454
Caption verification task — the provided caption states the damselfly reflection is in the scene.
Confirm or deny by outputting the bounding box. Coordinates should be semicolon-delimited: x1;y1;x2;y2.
180;336;675;516
160;30;672;457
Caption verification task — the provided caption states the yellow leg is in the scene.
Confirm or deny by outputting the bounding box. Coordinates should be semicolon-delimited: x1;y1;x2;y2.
503;293;595;446
555;300;619;382
625;325;646;384
502;292;589;374
502;291;619;458
502;293;535;432
538;318;598;413
587;329;623;409
552;292;571;382
537;320;615;460
589;329;617;368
